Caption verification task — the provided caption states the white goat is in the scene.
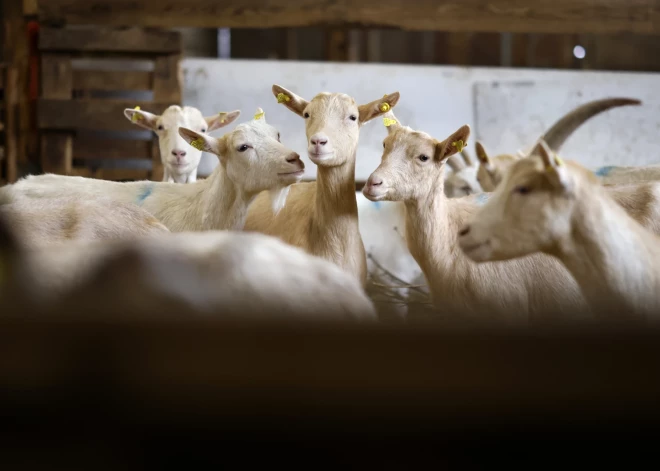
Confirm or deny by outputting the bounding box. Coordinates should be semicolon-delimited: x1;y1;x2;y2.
244;85;400;287
1;109;304;233
0;220;376;321
0;196;169;246
459;140;660;321
362;112;591;322
476;98;660;191
444;150;483;198
124;105;240;183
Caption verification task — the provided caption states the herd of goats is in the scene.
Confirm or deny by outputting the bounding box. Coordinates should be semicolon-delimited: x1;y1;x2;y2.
0;85;658;324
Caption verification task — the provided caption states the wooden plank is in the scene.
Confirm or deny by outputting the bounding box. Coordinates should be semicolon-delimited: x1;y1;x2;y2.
39;26;182;54
37;99;171;132
40;131;72;174
4;66;18;182
73;70;153;92
73;136;152;160
70;167;151;181
152;55;181;103
40;54;72;99
36;0;660;35
326;29;348;61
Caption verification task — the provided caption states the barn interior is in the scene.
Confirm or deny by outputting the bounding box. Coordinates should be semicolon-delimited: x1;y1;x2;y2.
2;1;660;466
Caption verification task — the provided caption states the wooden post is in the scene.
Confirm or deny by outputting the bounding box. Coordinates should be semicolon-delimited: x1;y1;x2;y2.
39;53;73;174
5;66;18;182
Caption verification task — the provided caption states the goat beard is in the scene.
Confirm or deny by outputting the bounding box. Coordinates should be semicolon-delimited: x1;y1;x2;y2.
268;185;291;216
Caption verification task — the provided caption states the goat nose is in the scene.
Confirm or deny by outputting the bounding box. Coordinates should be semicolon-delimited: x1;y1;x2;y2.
310;134;328;146
286;152;301;163
458;225;471;236
172;149;187;158
369;177;383;187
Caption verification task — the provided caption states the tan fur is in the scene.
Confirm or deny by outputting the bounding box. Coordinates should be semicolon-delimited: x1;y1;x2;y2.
363;115;589;322
1;112;302;234
244;86;400;287
0;196;169;247
2;228;376;321
475;142;520;192
461;147;660;319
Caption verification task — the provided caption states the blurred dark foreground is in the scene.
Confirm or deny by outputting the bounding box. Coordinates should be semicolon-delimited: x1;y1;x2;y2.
2;305;660;469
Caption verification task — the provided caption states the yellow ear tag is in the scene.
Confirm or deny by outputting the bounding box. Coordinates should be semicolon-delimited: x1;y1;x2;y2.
451;140;466;153
276;93;291;104
190;138;205;151
218;112;228;124
546;155;564;173
379;102;391;112
383;117;397;127
254;111;265;120
131;105;141;123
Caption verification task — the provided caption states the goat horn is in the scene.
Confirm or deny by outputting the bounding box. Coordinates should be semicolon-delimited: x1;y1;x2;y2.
530;97;641;155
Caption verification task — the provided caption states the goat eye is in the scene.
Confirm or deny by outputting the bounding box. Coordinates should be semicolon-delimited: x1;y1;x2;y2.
304;112;310;119
418;155;429;162
277;133;281;142
238;144;249;152
514;185;531;195
157;125;164;131
461;186;471;193
349;115;357;121
201;128;206;133
383;142;386;148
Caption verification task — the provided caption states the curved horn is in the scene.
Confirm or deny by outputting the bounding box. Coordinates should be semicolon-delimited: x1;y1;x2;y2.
530;97;641;155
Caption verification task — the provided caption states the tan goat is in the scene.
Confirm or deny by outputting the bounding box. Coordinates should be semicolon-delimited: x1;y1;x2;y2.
0;196;169;246
244;85;400;287
362;112;590;322
459;140;660;321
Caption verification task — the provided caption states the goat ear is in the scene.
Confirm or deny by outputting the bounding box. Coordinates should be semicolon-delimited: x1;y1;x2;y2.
358;92;400;124
434;125;471;162
475;141;492;167
205;110;240;132
272;85;308;117
178;127;227;157
124;108;160;131
537;139;571;191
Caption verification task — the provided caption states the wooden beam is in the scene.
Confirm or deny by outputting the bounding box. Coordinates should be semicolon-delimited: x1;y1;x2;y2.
73;70;153;92
70;167;151;180
36;0;660;35
37;99;171;132
39;26;182;54
73;136;153;160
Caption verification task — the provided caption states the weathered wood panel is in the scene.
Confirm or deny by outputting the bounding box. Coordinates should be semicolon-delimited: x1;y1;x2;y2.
40;131;72;174
73;70;153;91
39;26;182;53
69;167;151;180
37;99;170;132
37;0;660;35
73;136;153;160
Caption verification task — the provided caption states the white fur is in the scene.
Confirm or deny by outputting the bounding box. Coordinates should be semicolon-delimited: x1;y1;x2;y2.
2;110;304;233
0;196;169;246
363;112;589;322
124;105;240;183
460;150;660;320
3;230;376;321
